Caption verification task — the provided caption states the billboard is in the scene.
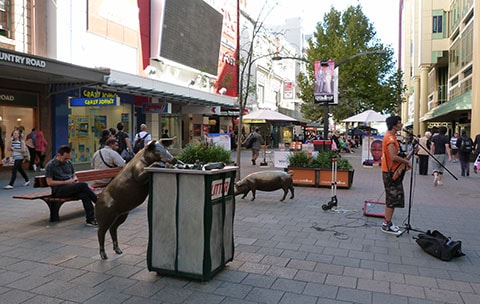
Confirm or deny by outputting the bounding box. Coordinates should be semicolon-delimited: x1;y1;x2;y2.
151;0;239;97
160;0;223;76
314;60;338;104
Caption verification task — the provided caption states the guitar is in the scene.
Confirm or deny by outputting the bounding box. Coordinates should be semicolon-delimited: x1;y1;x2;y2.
391;149;415;181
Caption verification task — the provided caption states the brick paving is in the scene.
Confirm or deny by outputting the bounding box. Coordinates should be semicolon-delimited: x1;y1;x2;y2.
0;151;479;303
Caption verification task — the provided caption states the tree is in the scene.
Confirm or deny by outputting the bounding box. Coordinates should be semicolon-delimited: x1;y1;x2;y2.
296;5;406;123
235;4;277;176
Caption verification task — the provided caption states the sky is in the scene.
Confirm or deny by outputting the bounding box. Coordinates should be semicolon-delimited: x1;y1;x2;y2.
247;0;400;56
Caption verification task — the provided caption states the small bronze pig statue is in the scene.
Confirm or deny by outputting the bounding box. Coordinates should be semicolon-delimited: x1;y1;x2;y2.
234;170;294;201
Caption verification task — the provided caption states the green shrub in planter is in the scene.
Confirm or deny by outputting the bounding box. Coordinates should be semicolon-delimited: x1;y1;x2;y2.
288;151;352;170
177;142;233;164
287;151;313;167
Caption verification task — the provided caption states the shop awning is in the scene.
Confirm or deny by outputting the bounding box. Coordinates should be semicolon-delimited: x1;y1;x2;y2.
0;48;109;85
420;93;471;122
103;70;237;107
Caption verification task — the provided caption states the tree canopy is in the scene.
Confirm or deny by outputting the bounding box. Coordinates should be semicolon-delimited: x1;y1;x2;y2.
297;5;405;123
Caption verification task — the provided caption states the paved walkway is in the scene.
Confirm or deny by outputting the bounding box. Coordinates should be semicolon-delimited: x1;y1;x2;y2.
0;150;479;303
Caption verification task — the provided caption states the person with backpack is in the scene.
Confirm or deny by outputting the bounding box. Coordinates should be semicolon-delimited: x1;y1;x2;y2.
242;128;264;165
133;123;151;154
455;129;473;177
115;122;133;162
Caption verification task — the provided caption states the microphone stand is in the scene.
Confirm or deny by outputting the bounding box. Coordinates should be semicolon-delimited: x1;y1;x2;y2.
397;137;424;236
397;133;458;237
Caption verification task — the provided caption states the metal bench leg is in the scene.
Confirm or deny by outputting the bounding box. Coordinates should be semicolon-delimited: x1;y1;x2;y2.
45;201;62;222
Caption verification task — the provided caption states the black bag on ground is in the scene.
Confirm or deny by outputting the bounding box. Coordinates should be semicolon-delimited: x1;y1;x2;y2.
414;230;465;261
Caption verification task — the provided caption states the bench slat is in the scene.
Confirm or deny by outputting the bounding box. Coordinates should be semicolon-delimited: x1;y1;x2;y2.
33;167;123;188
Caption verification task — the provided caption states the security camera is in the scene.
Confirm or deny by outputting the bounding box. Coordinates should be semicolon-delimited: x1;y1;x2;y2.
219;87;227;95
144;65;156;75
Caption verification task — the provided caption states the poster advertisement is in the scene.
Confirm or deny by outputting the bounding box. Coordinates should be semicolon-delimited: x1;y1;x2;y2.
94;116;107;137
362;135;383;166
71;142;92;163
206;133;231;151
121;113;129;133
70;116;89;140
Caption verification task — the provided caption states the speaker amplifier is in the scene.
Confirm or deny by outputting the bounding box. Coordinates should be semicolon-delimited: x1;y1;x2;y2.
363;200;385;218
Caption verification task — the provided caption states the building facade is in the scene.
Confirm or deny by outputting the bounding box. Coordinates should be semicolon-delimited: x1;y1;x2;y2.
0;0;305;164
0;0;238;164
401;0;480;138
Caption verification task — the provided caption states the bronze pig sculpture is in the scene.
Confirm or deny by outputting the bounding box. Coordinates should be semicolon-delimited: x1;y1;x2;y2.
234;170;294;202
96;139;176;260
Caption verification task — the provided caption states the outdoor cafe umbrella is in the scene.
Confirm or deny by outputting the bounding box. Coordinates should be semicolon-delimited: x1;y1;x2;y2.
342;109;388;124
343;110;388;165
242;109;297;122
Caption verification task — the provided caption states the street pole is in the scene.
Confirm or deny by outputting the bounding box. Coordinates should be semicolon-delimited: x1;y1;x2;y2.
273;50;386;140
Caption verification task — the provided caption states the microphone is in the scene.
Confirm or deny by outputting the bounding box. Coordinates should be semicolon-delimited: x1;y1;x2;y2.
402;128;415;137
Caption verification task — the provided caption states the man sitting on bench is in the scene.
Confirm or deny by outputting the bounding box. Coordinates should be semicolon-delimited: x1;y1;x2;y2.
45;145;98;227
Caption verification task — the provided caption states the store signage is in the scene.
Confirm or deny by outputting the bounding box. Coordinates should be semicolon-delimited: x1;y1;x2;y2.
243;119;266;123
211;177;231;200
69;97;120;106
142;103;171;114
0;90;37;106
0;94;15;102
81;88;119;98
0;50;47;68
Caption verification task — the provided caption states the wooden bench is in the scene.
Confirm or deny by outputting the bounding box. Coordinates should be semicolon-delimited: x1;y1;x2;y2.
13;167;123;222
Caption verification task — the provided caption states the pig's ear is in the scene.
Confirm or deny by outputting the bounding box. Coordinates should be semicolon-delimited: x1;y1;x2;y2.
146;140;157;150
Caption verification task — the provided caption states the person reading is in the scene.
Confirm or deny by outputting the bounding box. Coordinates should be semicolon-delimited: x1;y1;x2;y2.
45;145;98;226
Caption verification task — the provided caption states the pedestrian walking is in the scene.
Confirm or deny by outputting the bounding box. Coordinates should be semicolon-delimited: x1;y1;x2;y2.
417;131;431;175
34;130;48;171
455;129;473;177
4;129;30;189
243;128;264;165
25;128;37;171
430;126;451;186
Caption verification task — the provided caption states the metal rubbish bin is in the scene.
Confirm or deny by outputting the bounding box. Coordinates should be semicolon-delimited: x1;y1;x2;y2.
145;166;237;281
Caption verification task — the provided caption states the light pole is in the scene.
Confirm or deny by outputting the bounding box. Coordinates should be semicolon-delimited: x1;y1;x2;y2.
273;50;387;140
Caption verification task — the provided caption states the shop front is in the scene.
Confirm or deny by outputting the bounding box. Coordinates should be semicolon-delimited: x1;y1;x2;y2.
0;90;38;157
0;47;109;164
65;88;134;163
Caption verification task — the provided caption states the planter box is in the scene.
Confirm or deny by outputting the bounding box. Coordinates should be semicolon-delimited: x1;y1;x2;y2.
317;169;355;189
287;167;354;189
286;167;317;186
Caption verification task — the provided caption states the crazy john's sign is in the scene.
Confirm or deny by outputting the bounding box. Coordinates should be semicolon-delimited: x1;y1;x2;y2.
69;97;120;106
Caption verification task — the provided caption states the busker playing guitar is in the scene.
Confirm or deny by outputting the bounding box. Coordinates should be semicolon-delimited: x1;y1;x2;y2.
381;116;412;235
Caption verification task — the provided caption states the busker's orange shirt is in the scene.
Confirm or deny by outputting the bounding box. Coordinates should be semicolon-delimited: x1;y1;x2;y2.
381;131;400;173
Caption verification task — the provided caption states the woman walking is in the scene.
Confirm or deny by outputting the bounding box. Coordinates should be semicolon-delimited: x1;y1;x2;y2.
35;130;48;171
4;129;30;189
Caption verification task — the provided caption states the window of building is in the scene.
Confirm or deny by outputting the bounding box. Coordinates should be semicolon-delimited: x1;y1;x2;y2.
433;15;443;33
68;102;132;164
0;0;10;38
257;85;264;103
275;91;280;108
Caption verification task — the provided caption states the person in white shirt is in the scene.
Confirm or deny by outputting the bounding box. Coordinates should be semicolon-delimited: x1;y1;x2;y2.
91;138;125;185
450;132;459;163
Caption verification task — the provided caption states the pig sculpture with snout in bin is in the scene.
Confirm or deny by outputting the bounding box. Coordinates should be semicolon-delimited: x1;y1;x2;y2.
234;170;294;201
95;138;177;260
